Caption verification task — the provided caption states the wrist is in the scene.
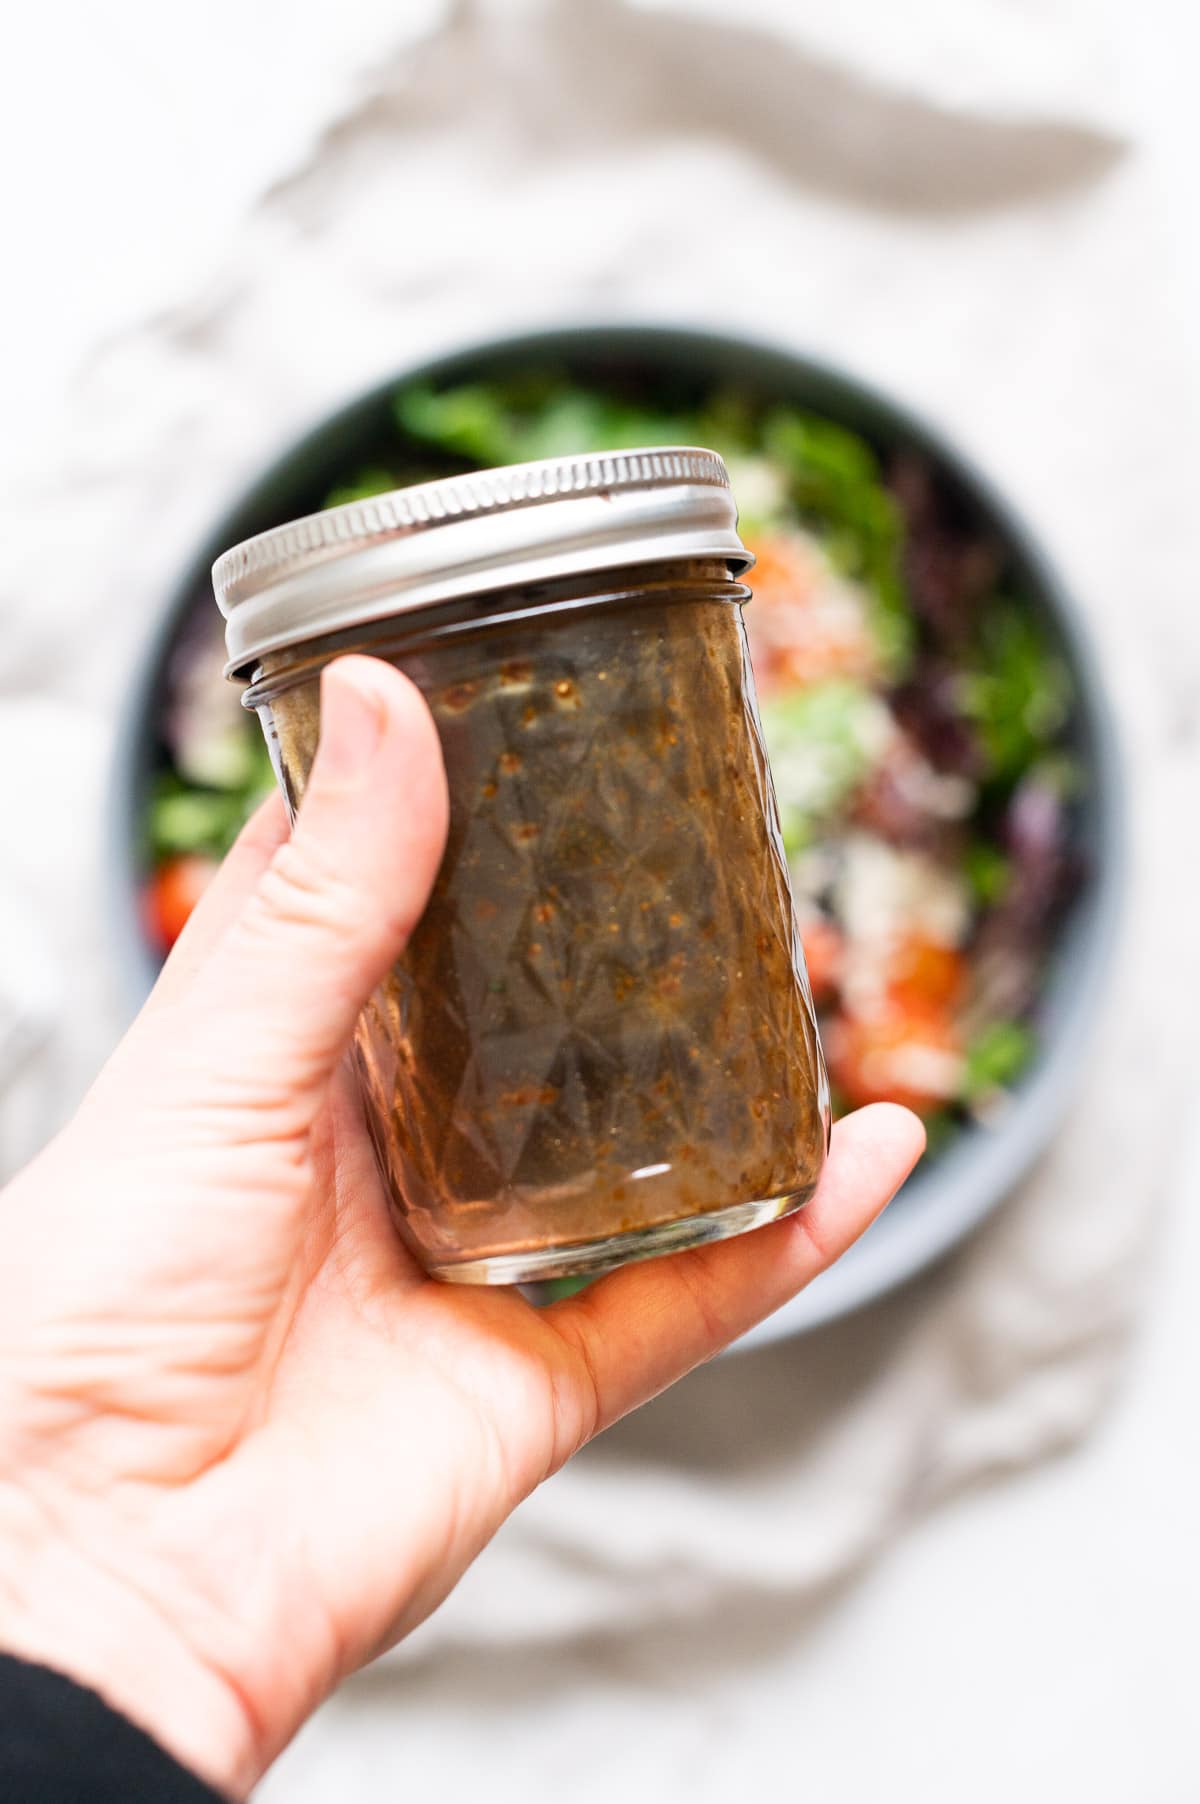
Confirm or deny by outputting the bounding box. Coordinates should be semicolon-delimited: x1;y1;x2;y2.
0;1478;259;1799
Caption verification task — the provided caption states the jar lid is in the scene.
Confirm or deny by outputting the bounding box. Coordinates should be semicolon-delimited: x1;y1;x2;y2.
214;446;750;676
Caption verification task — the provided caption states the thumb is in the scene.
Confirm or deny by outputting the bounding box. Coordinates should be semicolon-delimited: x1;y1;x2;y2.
195;655;448;1111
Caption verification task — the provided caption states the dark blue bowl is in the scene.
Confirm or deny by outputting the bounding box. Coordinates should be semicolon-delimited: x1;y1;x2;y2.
109;325;1124;1341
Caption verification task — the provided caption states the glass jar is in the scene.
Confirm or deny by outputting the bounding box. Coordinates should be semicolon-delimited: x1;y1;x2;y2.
216;449;830;1283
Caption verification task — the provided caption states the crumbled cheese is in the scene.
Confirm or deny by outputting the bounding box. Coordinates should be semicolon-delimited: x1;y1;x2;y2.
835;832;972;1014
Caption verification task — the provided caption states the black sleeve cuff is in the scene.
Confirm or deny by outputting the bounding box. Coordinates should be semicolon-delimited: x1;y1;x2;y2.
0;1652;226;1802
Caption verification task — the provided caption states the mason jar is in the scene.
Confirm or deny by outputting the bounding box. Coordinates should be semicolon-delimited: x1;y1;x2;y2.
215;448;830;1283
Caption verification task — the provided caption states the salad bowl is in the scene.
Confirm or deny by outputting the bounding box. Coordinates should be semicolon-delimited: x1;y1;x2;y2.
109;326;1123;1342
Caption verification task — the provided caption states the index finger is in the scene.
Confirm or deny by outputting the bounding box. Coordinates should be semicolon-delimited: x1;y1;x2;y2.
544;1103;924;1441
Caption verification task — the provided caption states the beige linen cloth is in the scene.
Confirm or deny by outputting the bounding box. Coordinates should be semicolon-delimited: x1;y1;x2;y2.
0;2;1196;1795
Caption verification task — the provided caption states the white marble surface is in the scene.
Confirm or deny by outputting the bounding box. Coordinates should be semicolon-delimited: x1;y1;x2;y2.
3;3;1200;1798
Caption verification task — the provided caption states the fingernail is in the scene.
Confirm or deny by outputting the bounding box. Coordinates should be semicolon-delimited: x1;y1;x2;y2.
316;659;388;784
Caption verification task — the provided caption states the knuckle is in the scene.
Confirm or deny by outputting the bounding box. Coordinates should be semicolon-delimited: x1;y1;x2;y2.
544;1318;605;1465
672;1248;733;1352
252;839;373;942
244;839;419;963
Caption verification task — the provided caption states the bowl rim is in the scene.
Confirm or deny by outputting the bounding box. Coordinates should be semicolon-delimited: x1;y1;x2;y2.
107;320;1127;1344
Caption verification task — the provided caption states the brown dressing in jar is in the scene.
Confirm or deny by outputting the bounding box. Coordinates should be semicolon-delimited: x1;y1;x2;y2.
222;453;830;1282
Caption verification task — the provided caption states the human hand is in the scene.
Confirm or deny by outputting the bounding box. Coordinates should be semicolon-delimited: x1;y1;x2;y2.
0;657;923;1797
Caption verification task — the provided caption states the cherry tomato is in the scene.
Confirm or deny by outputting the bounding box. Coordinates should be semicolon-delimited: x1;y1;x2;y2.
825;1001;963;1116
143;855;219;950
887;933;967;1012
799;917;844;1007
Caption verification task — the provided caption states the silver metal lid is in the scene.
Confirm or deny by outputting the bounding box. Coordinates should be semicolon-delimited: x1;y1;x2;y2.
214;446;750;675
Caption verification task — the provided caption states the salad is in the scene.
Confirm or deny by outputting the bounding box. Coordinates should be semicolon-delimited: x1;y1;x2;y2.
145;372;1079;1148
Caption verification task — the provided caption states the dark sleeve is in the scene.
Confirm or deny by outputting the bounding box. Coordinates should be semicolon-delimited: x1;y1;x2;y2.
0;1653;226;1802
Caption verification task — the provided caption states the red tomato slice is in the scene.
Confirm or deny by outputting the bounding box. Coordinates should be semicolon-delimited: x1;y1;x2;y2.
887;933;967;1012
799;917;844;1007
825;1001;963;1116
143;855;219;950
